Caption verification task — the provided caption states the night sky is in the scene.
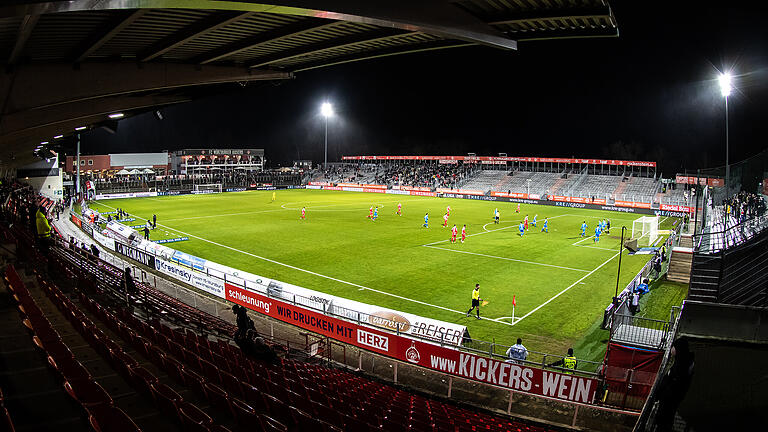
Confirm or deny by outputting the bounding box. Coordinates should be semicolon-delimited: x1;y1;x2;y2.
81;1;768;176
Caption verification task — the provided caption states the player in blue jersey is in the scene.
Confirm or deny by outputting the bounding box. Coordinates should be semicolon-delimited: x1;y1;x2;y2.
542;218;548;233
532;214;538;227
423;212;429;228
372;206;378;221
519;221;525;237
594;225;601;242
581;221;588;237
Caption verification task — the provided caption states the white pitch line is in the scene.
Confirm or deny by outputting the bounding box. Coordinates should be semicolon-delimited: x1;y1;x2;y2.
95;202;470;318
423;245;590;273
572;235;593;245
509;251;621;326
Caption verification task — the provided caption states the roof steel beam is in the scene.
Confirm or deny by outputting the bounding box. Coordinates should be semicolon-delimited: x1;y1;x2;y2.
487;5;612;26
247;28;410;69
8;14;39;65
513;26;619;42
293;40;473;73
140;11;256;62
195;20;343;65
0;62;292;113
73;9;147;63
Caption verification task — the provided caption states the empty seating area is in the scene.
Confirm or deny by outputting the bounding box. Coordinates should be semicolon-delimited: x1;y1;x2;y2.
500;172;562;196
617;177;659;203
459;170;508;191
1;214;561;432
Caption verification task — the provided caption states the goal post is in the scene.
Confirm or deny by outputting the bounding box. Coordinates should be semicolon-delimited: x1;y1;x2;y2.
193;183;223;194
631;216;659;247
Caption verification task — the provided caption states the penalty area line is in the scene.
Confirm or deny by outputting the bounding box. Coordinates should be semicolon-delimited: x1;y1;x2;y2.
509;251;621;326
95;202;470;319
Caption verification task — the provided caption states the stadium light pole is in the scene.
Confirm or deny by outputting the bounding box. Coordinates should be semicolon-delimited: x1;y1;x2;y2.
718;72;732;197
614;226;627;306
320;102;333;170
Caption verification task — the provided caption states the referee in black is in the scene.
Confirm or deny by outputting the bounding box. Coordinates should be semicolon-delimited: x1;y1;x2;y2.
466;284;482;319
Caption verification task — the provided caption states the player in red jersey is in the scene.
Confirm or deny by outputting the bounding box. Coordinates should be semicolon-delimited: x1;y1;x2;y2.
516;203;520;213
397;202;402;216
443;213;449;228
446;205;451;217
451;224;458;243
368;206;373;219
524;214;529;231
301;207;306;220
461;224;467;243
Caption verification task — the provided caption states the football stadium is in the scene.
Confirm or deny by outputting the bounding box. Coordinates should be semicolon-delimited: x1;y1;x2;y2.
1;1;767;432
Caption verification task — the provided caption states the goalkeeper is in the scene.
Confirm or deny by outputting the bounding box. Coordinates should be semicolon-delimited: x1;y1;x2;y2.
466;284;483;320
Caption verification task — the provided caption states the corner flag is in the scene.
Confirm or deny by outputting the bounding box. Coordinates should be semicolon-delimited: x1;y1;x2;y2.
512;295;516;307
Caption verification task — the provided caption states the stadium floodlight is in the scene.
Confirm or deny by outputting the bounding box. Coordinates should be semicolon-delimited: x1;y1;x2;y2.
718;72;732;97
75;126;87;131
54;134;63;139
40;141;48;145
320;102;333;169
718;70;734;195
108;113;124;119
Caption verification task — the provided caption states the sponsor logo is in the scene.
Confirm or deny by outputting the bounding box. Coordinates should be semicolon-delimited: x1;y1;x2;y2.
555;202;586;208
357;329;389;351
405;342;421;363
82;222;94;237
115;242;155;267
368;311;411;332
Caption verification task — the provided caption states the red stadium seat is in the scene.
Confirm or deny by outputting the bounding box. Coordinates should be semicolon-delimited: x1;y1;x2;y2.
88;405;142;432
231;398;260;427
177;401;213;432
64;379;113;407
150;382;182;418
203;382;232;415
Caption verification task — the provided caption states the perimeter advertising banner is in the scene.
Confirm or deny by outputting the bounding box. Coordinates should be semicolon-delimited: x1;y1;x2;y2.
154;257;225;299
225;283;597;404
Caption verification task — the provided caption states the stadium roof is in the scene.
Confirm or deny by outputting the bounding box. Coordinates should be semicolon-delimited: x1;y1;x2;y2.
0;0;617;167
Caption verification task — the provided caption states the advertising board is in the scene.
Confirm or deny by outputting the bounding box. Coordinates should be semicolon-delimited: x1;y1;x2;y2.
225;283;597;404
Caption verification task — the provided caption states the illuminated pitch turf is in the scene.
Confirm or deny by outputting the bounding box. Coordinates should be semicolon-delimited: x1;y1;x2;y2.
87;190;680;364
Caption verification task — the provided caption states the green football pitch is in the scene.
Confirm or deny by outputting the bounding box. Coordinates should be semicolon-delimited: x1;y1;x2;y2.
87;190;678;362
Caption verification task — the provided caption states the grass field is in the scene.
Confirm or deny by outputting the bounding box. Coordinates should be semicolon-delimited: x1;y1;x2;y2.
87;189;679;363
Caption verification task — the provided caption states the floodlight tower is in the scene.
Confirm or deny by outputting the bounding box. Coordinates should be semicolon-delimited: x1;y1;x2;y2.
718;72;732;196
320;102;333;170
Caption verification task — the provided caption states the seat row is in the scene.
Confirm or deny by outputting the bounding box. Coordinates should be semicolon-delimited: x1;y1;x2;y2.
5;264;140;432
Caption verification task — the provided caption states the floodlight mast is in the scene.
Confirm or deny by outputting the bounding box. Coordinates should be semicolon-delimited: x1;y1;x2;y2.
719;72;732;197
321;102;333;170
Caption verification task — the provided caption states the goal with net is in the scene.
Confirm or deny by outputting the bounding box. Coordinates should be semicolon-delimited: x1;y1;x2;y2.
193;183;223;194
631;216;659;247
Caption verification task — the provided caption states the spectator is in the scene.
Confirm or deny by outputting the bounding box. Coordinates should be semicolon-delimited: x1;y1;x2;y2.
506;338;528;363
548;348;577;374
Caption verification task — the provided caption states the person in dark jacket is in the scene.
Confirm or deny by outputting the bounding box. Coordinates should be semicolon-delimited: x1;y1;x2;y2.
653;338;695;431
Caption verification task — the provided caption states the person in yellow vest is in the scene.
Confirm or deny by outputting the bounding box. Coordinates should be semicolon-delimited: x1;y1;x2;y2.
465;284;482;320
272;191;276;202
35;206;52;252
548;348;577;374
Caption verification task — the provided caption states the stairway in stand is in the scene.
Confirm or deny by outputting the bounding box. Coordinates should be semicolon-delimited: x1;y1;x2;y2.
667;236;693;284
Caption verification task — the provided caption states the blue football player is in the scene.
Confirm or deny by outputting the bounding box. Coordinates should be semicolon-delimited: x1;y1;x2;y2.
594;225;601;242
423;212;429;228
532;214;538;227
372;206;378;221
581;221;588;237
542;218;548;233
519;221;525;237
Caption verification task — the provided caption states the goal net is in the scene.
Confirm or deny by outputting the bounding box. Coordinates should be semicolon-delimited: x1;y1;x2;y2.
193;183;222;194
631;216;659;247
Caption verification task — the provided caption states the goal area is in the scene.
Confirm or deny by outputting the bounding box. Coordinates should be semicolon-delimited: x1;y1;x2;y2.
193;183;223;194
631;216;659;247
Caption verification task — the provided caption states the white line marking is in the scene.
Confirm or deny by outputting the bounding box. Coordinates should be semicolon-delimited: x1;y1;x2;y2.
572;235;593;245
95;202;470;318
423;245;590;273
509;251;621;326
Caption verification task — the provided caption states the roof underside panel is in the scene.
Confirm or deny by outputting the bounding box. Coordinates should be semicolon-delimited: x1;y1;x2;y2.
93;9;211;59
164;13;304;60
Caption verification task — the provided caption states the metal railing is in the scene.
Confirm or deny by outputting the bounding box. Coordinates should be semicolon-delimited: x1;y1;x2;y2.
694;211;768;253
609;313;671;350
